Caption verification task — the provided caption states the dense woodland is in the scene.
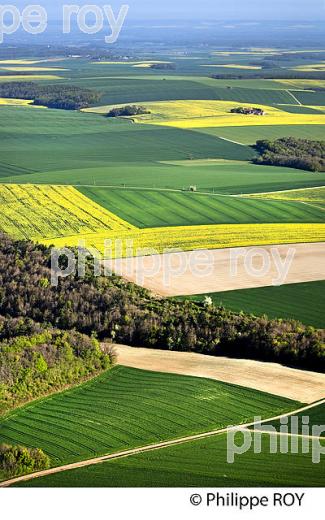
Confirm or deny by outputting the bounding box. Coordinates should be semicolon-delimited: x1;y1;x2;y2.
0;82;101;110
0;317;113;414
254;137;325;171
0;444;49;479
0;234;324;380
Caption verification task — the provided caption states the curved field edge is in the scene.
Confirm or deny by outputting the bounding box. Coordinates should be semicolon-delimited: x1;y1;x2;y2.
179;281;325;329
41;223;325;258
13;432;325;487
262;401;325;436
0;366;299;471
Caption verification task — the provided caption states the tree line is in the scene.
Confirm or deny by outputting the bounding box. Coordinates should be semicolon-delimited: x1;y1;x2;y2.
0;82;101;110
253;137;325;172
0;234;324;377
0;444;49;479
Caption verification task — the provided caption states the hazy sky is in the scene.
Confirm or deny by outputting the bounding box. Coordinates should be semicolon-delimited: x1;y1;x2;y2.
12;0;325;21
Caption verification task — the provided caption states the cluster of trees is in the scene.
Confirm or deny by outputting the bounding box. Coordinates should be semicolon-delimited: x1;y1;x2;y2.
107;105;151;117
0;444;49;478
0;234;324;375
0;82;101;110
0;316;113;413
150;63;176;70
254;137;325;172
231;106;265;115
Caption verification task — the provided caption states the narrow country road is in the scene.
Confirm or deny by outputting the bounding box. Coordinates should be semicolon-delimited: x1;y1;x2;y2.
1;398;324;488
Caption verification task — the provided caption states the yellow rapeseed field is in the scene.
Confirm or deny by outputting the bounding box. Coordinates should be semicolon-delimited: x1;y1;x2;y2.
92;61;171;66
0;184;135;241
244;187;325;206
292;63;325;72
0;59;43;65
201;64;262;70
0;98;33;106
0;67;67;72
86;99;325;129
42;223;325;259
2;185;324;259
0;75;62;82
272;79;325;90
0;59;66;65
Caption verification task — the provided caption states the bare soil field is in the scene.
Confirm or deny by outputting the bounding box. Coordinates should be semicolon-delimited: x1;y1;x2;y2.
114;345;325;403
104;242;325;296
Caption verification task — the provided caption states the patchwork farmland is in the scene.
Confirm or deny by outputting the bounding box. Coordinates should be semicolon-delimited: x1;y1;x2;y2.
0;44;325;489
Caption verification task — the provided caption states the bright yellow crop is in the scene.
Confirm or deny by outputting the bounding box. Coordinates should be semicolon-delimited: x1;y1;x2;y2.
0;59;43;65
0;184;135;241
92;61;171;66
86;99;325;129
273;79;325;90
0;75;62;82
0;67;67;72
244;187;325;206
292;63;325;72
0;98;33;106
201;64;262;70
2;185;324;260
42;223;325;259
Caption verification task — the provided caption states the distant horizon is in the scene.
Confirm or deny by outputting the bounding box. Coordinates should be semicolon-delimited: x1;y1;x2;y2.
9;0;325;21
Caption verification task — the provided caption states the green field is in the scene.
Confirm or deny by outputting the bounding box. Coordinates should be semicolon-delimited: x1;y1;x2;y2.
79;187;325;227
267;402;325;435
194;124;325;144
0;106;255;179
65;76;297;106
16;433;325;487
3;162;325;196
1;52;325;490
0;366;297;468
181;281;325;328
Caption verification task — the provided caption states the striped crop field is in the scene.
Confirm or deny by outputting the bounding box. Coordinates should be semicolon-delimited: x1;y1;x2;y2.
0;184;135;240
42;223;325;258
19;433;325;487
0;366;298;467
244;186;325;209
266;401;325;435
78;188;325;227
0;185;324;257
196;124;325;144
181;281;325;329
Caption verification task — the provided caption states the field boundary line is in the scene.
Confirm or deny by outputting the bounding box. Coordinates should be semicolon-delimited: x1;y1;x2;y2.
300;201;325;212
216;135;247;146
239;185;325;197
1;398;324;487
286;90;303;106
